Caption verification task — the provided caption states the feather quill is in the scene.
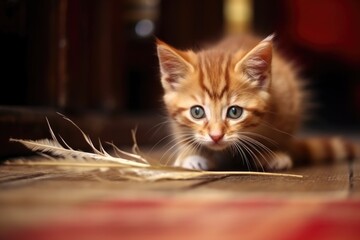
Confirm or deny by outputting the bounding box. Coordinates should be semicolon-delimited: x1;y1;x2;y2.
8;115;303;181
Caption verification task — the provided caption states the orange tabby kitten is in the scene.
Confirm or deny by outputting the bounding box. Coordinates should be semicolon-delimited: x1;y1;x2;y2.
156;34;359;171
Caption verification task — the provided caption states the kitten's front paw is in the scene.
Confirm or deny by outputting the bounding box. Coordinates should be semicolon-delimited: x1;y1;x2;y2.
174;155;214;171
266;152;293;170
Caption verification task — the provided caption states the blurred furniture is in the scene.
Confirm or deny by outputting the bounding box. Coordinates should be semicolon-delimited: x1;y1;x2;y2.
0;0;223;157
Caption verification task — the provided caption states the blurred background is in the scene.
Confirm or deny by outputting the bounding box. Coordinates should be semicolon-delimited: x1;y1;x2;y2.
0;0;359;157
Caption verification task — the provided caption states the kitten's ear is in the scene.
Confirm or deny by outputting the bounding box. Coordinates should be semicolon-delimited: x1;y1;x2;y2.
156;39;194;91
234;34;274;90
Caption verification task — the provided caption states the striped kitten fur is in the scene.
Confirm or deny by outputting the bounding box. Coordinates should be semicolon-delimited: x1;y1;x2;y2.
156;34;359;171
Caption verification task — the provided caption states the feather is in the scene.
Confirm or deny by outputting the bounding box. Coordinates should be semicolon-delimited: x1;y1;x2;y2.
7;114;303;181
9;138;149;168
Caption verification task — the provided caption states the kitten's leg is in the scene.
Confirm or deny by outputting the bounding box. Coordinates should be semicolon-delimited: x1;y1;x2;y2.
257;151;293;170
174;155;216;171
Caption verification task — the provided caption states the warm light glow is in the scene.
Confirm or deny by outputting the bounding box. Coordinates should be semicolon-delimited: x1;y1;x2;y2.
225;0;253;33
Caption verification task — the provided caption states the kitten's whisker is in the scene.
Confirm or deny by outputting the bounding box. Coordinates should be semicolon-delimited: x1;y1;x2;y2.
240;132;278;146
144;118;176;143
228;135;250;168
148;136;188;161
237;137;268;171
259;119;295;138
149;132;194;154
238;139;264;172
240;135;276;158
159;136;195;165
158;135;191;161
160;134;194;155
240;139;275;164
149;134;180;153
145;118;170;136
233;141;253;171
232;142;249;169
233;141;252;171
152;130;194;145
239;135;277;169
165;138;199;167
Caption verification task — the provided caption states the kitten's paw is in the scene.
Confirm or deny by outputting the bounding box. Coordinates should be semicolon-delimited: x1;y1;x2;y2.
174;155;214;171
266;152;293;170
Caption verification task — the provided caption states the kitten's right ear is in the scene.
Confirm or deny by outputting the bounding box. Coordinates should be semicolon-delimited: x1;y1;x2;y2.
156;39;194;91
234;34;274;90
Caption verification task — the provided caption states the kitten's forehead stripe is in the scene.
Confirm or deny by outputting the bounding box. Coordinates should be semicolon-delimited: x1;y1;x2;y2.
198;54;214;99
219;55;231;99
198;51;232;100
224;55;231;86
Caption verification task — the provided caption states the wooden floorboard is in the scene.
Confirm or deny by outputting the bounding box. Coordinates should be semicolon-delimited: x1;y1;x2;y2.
0;161;206;229
0;155;358;230
0;166;206;202
0;159;355;207
191;163;351;198
351;162;360;197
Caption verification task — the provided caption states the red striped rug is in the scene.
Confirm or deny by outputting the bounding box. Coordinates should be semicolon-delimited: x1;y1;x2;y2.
2;198;360;240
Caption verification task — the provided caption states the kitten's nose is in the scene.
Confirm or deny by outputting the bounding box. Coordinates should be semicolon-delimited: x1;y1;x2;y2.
209;134;224;143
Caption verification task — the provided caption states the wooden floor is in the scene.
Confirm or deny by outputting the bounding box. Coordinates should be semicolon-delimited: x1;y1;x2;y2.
1;154;359;232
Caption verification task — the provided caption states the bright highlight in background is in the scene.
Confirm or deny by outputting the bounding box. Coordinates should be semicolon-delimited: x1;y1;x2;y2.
135;19;155;37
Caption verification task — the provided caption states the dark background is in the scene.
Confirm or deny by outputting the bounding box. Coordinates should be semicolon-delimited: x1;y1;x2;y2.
0;0;359;157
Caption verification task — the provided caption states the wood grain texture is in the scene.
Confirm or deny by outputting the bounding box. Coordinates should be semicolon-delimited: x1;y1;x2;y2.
1;155;358;230
351;162;360;197
193;163;351;197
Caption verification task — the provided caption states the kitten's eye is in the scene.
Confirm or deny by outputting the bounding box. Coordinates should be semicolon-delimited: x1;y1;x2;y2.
190;106;206;119
227;106;243;119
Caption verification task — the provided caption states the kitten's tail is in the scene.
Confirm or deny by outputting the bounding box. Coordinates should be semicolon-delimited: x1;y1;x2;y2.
291;137;360;165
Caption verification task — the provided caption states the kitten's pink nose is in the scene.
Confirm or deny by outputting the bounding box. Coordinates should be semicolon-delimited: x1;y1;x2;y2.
209;134;224;143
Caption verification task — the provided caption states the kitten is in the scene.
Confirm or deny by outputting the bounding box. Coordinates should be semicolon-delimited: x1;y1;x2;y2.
156;34;359;171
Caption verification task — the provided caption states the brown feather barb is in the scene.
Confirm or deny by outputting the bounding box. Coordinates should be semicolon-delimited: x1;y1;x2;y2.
8;115;303;181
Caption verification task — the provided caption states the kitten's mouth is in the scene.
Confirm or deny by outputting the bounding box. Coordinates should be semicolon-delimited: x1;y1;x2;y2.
204;141;228;150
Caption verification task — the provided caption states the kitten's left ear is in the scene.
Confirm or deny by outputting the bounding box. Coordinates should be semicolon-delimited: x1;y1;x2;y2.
234;34;274;90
